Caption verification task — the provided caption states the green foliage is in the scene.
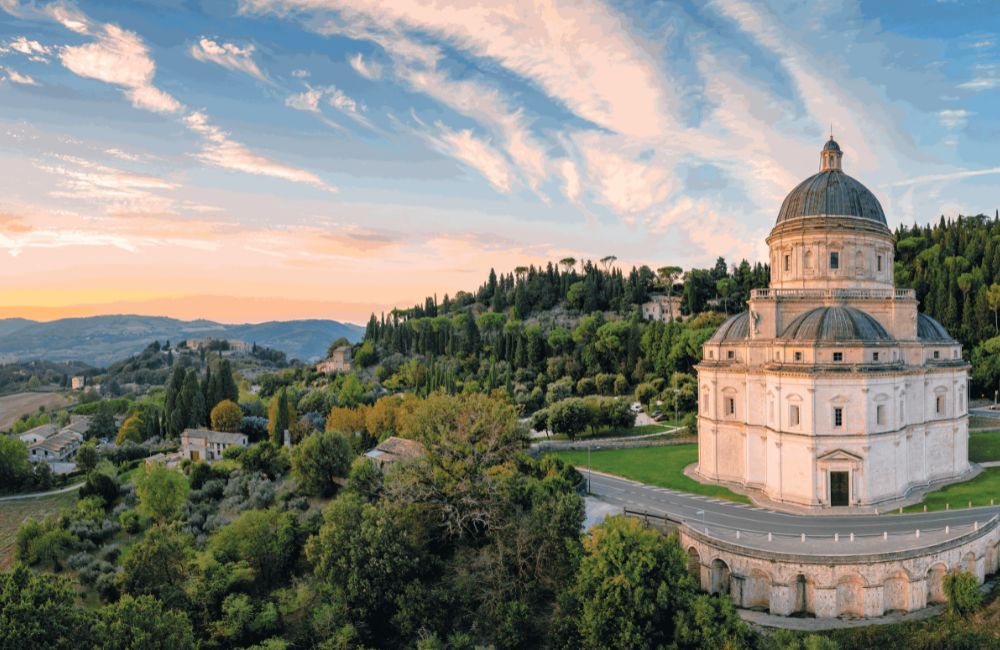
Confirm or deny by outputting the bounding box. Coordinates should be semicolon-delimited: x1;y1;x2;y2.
135;465;189;522
346;455;383;502
209;508;299;592
0;435;31;490
15;518;77;569
92;594;194;650
306;494;428;645
0;565;94;649
944;570;982;615
384;392;526;540
546;398;589;440
559;516;720;650
79;470;119;507
290;429;354;497
76;440;99;474
118;524;192;609
267;388;296;444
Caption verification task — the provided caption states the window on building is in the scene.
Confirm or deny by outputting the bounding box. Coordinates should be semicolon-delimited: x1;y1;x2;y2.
936;395;944;415
876;404;885;425
933;350;940;359
872;352;879;362
830;252;840;270
790;405;800;426
833;352;843;362
709;350;714;359
833;407;843;427
784;254;790;272
725;397;735;416
727;350;735;360
877;255;883;272
794;351;802;362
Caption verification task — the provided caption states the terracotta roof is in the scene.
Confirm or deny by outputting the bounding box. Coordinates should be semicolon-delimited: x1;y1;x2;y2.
365;436;425;463
182;429;247;445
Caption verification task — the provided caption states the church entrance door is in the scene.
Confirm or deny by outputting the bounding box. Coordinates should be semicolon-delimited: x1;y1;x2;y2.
830;471;849;506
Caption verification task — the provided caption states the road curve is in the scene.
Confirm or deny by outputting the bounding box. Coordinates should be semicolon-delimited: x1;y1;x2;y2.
587;471;1000;537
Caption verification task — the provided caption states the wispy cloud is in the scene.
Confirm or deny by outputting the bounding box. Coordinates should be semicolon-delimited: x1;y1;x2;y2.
285;83;371;129
1;36;51;61
938;109;973;128
48;7;336;192
348;52;381;79
958;77;1000;91
184;111;337;192
420;122;513;194
190;37;267;81
3;66;38;85
59;23;183;114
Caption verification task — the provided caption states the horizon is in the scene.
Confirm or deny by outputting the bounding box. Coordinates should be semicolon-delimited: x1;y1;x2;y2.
2;1;999;323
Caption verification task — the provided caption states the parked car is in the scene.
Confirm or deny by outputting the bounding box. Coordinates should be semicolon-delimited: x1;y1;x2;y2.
630;402;643;413
651;410;663;419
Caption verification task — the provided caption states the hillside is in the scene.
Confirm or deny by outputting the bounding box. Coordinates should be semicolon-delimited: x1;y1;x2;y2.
0;315;363;366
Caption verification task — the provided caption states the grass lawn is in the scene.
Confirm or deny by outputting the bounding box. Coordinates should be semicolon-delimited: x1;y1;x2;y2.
901;467;1000;512
970;430;1000;463
0;489;78;569
549;444;750;504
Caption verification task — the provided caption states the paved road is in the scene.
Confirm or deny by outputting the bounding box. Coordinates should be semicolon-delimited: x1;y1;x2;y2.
587;471;1000;538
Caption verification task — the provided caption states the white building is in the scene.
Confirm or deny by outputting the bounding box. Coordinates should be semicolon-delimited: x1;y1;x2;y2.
694;138;970;511
181;429;248;462
642;294;684;323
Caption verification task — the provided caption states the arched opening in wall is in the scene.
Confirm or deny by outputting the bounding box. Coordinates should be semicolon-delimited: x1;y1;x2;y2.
791;574;815;616
836;574;866;618
710;559;731;596
926;564;948;604
854;250;864;276
883;571;910;614
991;542;1000;577
964;551;978;576
746;569;772;612
804;249;813;272
687;547;701;583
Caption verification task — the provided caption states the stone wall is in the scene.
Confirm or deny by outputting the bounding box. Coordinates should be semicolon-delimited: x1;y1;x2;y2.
676;518;1000;618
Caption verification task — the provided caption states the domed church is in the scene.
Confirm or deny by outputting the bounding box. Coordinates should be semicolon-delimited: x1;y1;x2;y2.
694;138;971;511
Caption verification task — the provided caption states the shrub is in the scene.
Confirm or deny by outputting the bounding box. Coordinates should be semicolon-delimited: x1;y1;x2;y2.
119;509;144;534
945;570;982;615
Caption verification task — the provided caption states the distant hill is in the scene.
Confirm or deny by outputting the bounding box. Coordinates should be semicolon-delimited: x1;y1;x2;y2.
0;315;364;366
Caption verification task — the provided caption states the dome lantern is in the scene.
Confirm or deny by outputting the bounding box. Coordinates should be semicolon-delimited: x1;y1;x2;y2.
820;137;843;172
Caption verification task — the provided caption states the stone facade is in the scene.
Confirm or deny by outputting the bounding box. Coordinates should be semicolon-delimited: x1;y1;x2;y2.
694;139;970;511
680;518;1000;618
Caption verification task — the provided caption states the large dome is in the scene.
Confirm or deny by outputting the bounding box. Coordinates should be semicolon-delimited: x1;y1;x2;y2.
780;306;892;342
775;138;887;226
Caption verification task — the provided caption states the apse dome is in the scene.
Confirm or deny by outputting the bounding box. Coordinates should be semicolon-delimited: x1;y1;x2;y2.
780;306;892;342
709;312;750;343
775;137;887;226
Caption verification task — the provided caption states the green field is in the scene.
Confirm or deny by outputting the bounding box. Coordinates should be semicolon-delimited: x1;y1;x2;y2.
970;430;1000;463
549;444;750;503
0;489;79;570
902;467;1000;512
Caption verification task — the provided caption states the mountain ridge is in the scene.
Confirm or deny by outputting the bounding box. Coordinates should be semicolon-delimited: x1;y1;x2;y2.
0;315;364;366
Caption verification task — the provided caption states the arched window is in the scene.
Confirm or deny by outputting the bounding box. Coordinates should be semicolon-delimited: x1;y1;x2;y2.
804;249;813;271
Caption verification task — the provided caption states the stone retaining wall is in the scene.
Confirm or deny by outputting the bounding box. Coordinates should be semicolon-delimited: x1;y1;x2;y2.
676;517;1000;618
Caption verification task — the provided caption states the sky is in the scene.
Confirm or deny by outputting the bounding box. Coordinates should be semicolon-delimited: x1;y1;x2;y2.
0;0;998;325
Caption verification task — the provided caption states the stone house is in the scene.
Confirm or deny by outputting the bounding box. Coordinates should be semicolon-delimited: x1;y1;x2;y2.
181;429;249;462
